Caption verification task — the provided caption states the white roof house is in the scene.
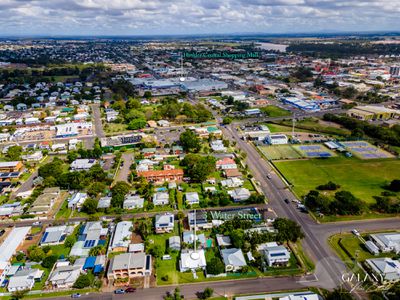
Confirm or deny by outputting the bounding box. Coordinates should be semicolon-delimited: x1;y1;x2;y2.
264;243;291;267
97;196;111;209
40;225;73;246
7;268;44;292
365;257;400;283
169;236;181;251
279;293;320;300
185;192;200;205
153;192;169;206
179;249;207;272
48;264;82;289
155;213;174;233
221;178;243;188
216;234;232;247
210;140;227;152
221;248;247;272
110;221;132;251
228;188;251;202
123;194;144;209
129;243;145;253
70;159;97;171
68;192;87;210
370;233;400;254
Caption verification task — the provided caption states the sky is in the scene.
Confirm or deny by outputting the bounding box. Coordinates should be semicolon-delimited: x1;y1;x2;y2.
0;0;400;36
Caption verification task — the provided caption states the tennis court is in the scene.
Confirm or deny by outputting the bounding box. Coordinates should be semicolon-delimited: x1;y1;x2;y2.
294;144;336;158
341;141;394;159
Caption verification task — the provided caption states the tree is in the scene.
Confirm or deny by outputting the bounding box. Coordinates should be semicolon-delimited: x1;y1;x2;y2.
180;154;216;182
88;164;107;181
230;229;245;248
317;181;340;191
150;245;164;258
38;158;63;179
164;287;181;300
206;257;225;275
27;245;45;262
144;91;152;99
127;118;147;130
273;218;304;243
137;218;152;239
87;182;106;197
199;287;214;299
41;255;58;269
125;109;145;122
222;117;232;125
111;181;130;208
7;146;23;161
325;287;354;300
179;129;201;152
11;289;29;300
67;151;79;163
89;245;106;256
82;198;98;214
389;179;400;192
332;191;364;215
73;274;91;289
64;235;76;248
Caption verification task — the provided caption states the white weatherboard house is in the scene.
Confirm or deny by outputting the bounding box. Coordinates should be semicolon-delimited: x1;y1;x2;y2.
221;248;247;272
365;257;400;283
110;221;132;252
7;268;44;292
153;192;169;206
370;233;400;254
185;192;200;205
155;213;174;233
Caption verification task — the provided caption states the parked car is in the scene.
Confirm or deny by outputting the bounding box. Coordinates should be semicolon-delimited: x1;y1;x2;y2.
284;198;290;204
114;289;125;294
352;229;360;237
125;287;137;293
267;173;272;179
71;294;81;298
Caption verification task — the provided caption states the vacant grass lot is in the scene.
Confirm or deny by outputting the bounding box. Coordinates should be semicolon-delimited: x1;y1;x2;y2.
274;157;400;203
259;145;304;160
260;105;291;117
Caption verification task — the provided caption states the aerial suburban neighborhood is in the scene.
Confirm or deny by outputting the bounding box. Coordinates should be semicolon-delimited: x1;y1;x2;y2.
0;17;400;300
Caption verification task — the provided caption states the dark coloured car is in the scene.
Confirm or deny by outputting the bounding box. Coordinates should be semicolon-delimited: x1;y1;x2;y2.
284;198;290;204
125;287;137;293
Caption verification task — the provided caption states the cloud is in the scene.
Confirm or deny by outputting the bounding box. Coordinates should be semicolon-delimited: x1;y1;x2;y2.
0;0;399;35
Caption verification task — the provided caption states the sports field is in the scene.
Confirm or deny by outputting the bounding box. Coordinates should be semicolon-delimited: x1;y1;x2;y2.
293;144;336;158
259;145;304;160
274;157;400;203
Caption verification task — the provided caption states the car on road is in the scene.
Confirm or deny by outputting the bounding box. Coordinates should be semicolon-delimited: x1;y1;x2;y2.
267;173;272;179
284;198;290;204
32;221;41;226
125;287;136;293
352;229;360;236
114;289;125;294
71;293;81;298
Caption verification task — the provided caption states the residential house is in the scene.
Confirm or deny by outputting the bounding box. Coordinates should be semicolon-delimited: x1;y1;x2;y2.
221;248;247;272
129;243;145;253
179;249;207;272
221;178;243;188
48;262;82;289
123;194;144;209
110;221;132;252
97;196;111;209
68;192;87;210
70;159;97;171
169;236;181;251
27;187;60;215
370;233;400;254
228;188;251;202
185;192;200;205
216;235;232;248
155;213;174;233
136;169;184;184
0;161;23;173
188;211;212;230
224;168;242;178
40;225;74;246
264;242;291;267
183;232;206;247
107;252;151;281
216;158;237;170
153;192;169;206
7;268;44;292
210;140;227;152
365;258;400;283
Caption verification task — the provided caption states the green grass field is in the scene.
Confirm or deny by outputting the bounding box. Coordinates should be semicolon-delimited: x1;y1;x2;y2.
260;105;291;117
259;145;304;160
274;157;400;203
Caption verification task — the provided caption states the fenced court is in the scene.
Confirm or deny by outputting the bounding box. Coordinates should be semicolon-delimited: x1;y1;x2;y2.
294;144;336;158
259;145;304;160
341;141;394;159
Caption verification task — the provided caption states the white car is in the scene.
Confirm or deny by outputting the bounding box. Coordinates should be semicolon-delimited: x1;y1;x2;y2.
352;229;360;236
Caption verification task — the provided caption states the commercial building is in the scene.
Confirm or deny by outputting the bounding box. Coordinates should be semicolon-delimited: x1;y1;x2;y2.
266;134;288;145
347;105;400;121
136;169;184;184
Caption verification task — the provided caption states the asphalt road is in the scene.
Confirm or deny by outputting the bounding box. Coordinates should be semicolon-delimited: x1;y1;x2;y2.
115;152;133;183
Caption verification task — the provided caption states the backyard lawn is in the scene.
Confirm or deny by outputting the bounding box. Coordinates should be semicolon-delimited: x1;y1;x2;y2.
274;157;400;203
